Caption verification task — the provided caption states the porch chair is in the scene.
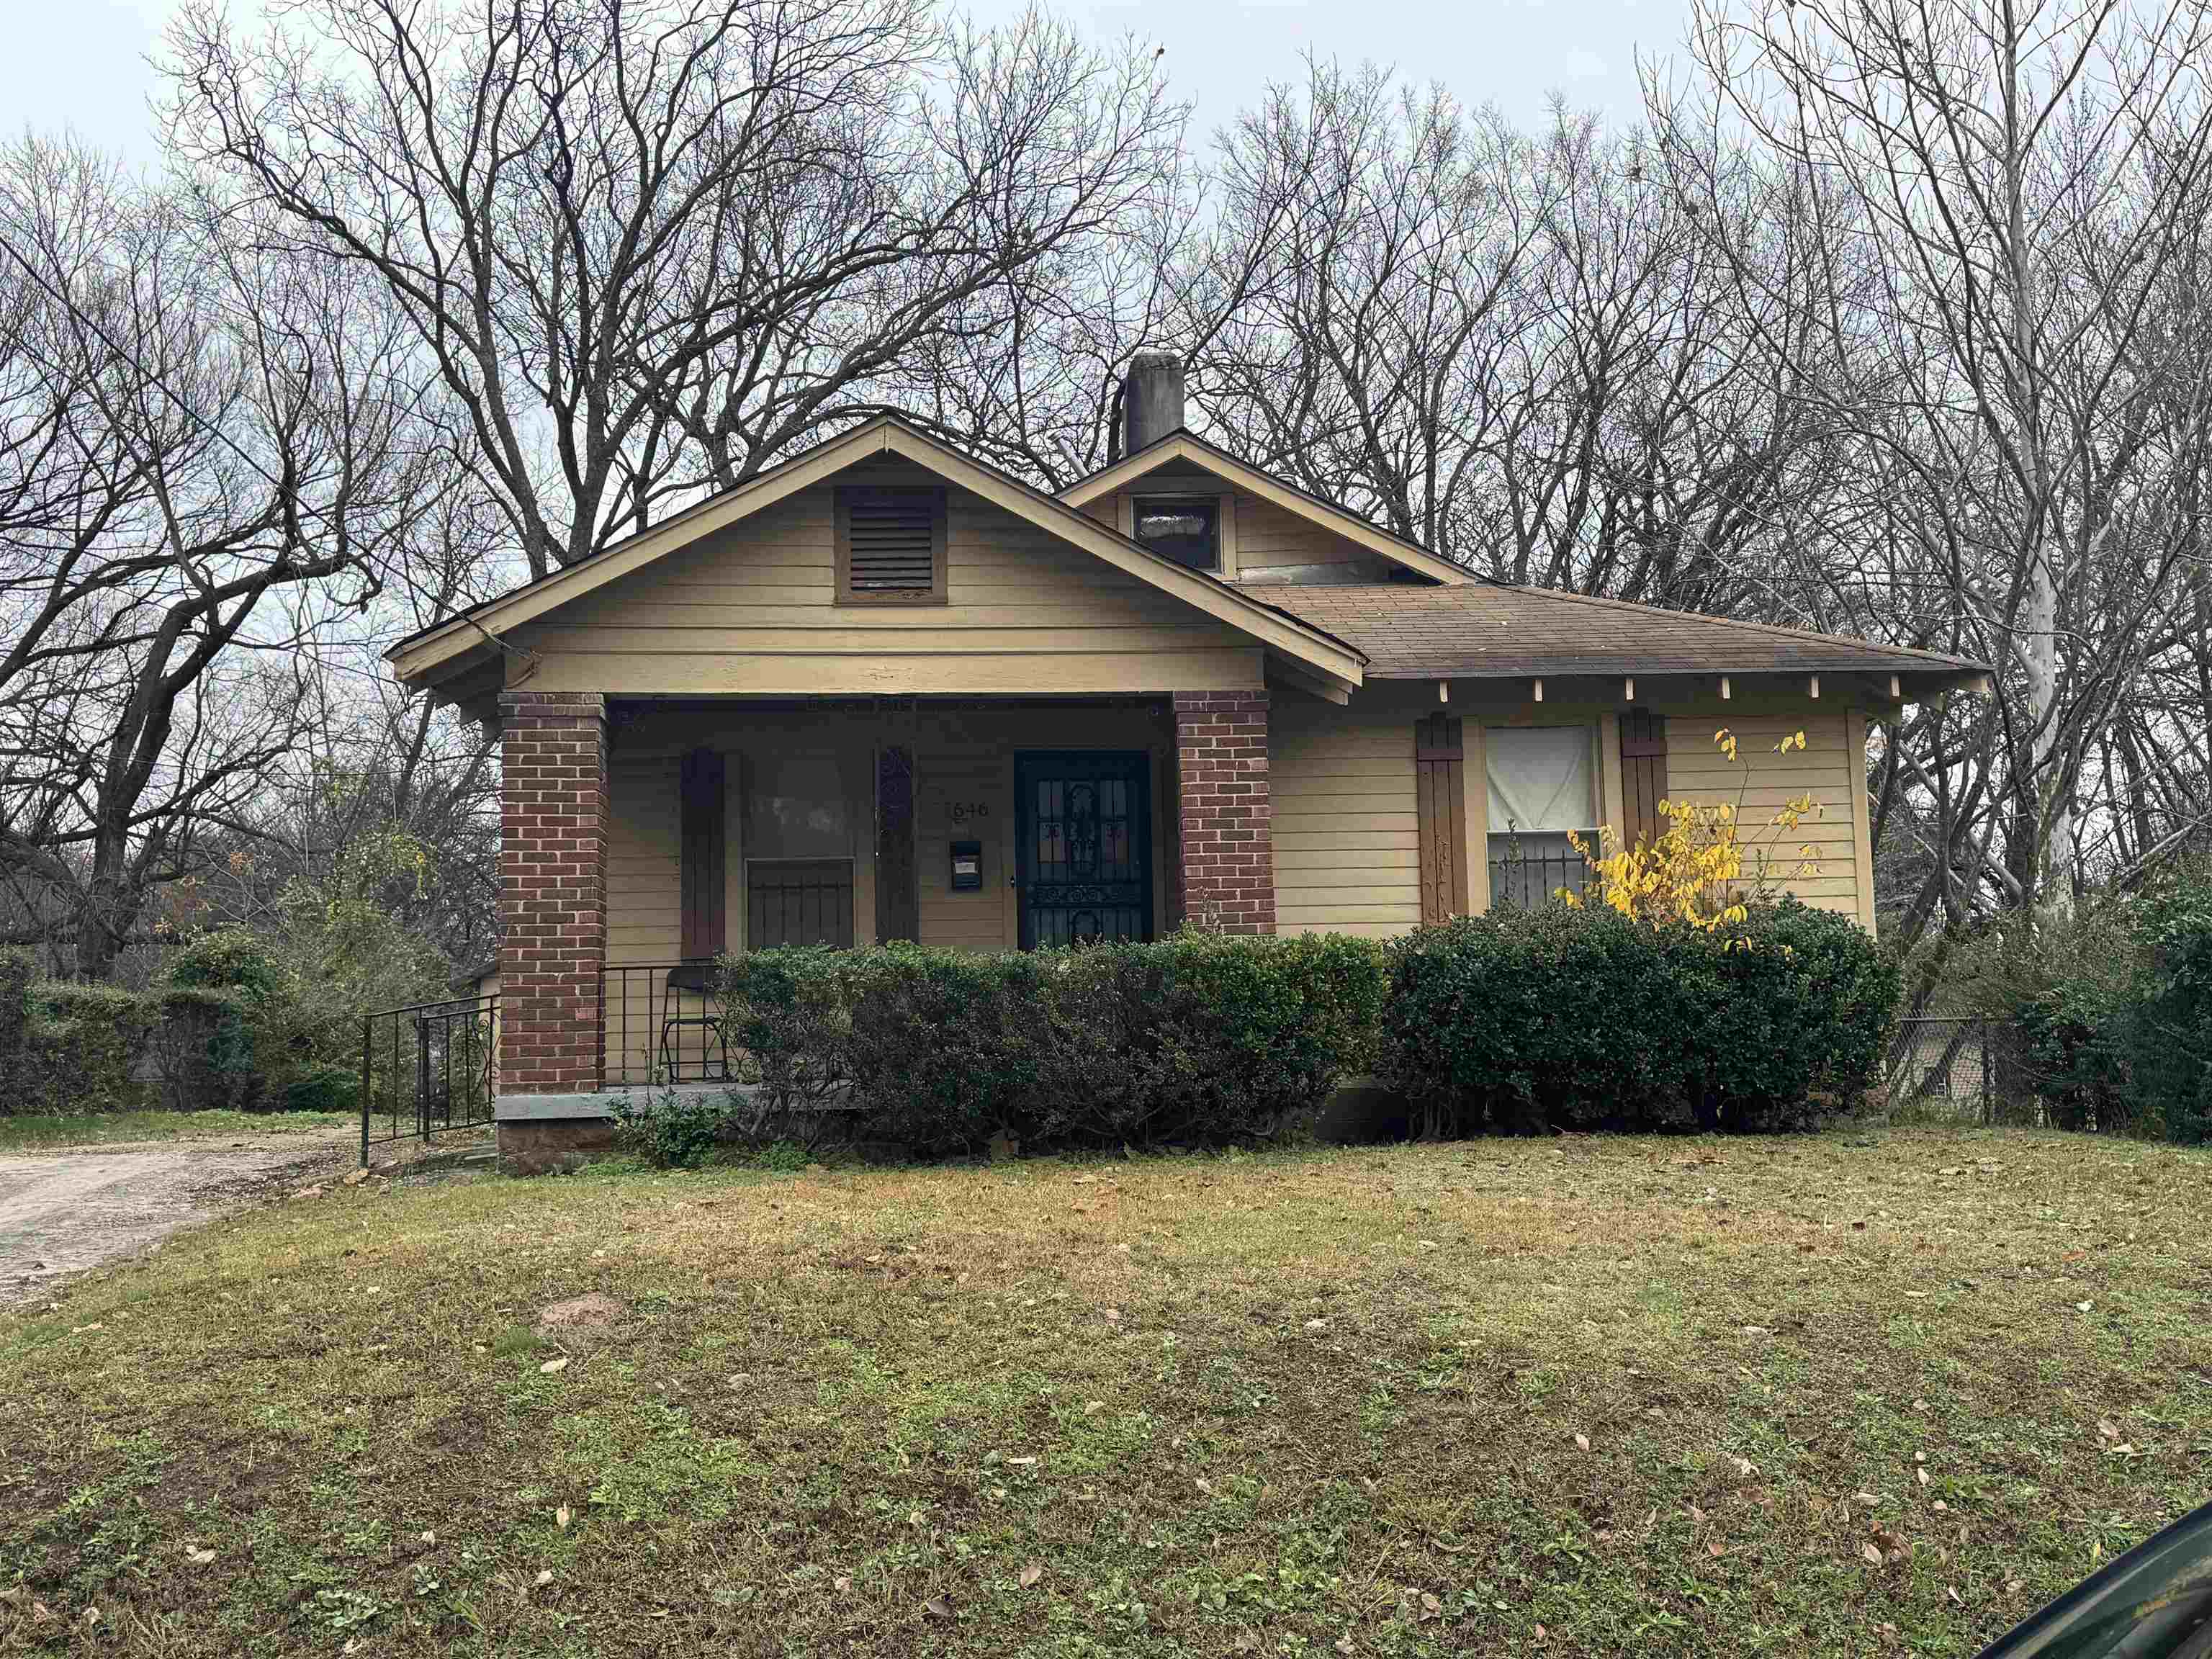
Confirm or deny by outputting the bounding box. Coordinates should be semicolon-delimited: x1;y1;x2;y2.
657;961;732;1083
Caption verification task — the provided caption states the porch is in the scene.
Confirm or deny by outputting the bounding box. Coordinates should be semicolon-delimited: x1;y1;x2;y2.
495;690;1277;1109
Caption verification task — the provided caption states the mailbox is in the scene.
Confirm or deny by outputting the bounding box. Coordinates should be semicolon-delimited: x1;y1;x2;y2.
949;839;983;891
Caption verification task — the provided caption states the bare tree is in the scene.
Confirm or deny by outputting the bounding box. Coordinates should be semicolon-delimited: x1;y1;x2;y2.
0;137;446;979
1671;0;2212;923
166;0;1187;575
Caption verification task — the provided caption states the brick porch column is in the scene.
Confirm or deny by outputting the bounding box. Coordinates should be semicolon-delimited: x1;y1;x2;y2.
498;691;608;1095
1171;690;1276;935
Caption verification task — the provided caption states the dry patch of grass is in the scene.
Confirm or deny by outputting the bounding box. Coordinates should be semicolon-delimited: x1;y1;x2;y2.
0;1110;356;1151
1;1128;2206;1656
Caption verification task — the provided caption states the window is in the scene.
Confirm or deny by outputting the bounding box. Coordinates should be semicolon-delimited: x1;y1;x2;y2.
1484;724;1597;909
1131;496;1220;571
741;751;858;947
836;485;945;603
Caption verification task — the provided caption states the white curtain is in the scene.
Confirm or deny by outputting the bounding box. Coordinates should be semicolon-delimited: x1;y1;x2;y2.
1484;726;1593;835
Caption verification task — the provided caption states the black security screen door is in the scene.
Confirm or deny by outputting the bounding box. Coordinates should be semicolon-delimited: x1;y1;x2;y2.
1015;752;1153;949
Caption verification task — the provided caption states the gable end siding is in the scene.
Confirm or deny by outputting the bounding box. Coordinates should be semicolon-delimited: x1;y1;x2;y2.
510;473;1265;696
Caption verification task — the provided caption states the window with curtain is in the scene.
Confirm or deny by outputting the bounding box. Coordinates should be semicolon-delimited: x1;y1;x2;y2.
1483;725;1596;909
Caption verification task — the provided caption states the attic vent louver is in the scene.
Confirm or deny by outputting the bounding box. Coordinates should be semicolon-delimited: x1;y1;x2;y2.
837;485;946;603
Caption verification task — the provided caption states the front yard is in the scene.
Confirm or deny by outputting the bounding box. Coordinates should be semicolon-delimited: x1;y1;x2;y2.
1;1128;2206;1656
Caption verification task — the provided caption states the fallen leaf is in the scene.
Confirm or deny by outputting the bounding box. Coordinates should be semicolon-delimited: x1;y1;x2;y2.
556;1503;571;1530
1020;1561;1043;1588
539;1356;570;1375
1420;1591;1442;1619
1707;1540;1727;1557
1082;1400;1104;1415
534;1569;554;1587
2075;1300;2093;1313
1862;1542;1885;1565
1948;1586;1964;1606
2098;1419;2121;1439
834;1575;852;1593
185;1546;216;1565
1573;1432;1590;1452
1917;1467;1930;1487
924;1596;953;1619
1336;1635;1354;1656
1305;1318;1328;1331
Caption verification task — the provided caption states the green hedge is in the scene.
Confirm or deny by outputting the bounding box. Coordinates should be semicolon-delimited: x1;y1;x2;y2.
1380;899;1897;1136
711;934;1388;1157
1982;867;2212;1143
17;982;158;1114
0;951;30;1058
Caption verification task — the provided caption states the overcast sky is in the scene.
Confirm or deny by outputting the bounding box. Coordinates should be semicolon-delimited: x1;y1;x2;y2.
8;0;1678;168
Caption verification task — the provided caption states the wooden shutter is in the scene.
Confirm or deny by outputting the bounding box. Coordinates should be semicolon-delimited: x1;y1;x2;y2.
1619;711;1669;850
836;485;946;601
1415;714;1470;925
680;750;726;961
875;745;920;944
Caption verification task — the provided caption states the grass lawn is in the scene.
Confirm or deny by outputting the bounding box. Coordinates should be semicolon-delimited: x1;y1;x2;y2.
0;1110;357;1151
1;1128;2206;1656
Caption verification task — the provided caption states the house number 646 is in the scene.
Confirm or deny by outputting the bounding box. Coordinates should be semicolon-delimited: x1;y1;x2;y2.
948;801;990;824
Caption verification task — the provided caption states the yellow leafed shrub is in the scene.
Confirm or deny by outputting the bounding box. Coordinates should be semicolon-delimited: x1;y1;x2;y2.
1564;729;1822;932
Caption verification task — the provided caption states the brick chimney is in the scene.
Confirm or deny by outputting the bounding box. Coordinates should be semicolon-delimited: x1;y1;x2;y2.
1122;351;1186;456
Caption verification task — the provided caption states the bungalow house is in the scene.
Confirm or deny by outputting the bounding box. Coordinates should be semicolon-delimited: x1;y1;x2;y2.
390;354;1987;1164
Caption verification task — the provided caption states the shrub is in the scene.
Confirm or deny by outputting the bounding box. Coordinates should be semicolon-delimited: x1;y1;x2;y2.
1381;899;1894;1136
608;1086;739;1169
1691;902;1899;1130
1033;931;1388;1148
2130;870;2212;1143
0;951;31;1060
17;983;156;1114
282;1062;361;1115
717;946;850;1115
165;931;287;1000
709;934;1384;1156
840;945;1042;1155
146;985;266;1112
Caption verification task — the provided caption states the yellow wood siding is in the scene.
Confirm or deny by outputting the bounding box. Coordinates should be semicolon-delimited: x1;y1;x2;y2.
1232;493;1394;580
1637;710;1866;920
511;472;1264;696
1272;696;1424;938
1266;684;1873;932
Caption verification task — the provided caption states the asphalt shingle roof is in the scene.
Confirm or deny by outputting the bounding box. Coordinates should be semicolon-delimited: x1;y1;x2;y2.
1238;580;1986;685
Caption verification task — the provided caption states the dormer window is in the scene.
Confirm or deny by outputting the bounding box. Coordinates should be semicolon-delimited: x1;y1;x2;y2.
1132;496;1220;572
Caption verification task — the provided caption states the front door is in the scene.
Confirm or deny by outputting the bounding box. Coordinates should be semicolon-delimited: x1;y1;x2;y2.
1014;752;1153;949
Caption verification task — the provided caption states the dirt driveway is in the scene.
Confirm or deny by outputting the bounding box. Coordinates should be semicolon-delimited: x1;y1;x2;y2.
0;1129;359;1305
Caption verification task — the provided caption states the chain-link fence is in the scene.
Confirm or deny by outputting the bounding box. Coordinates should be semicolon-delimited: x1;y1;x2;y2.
1882;1015;2081;1125
1883;1016;2000;1121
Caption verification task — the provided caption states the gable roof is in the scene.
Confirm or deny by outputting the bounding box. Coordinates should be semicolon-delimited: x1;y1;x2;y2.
1247;582;1990;696
387;415;1368;695
1061;428;1472;586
